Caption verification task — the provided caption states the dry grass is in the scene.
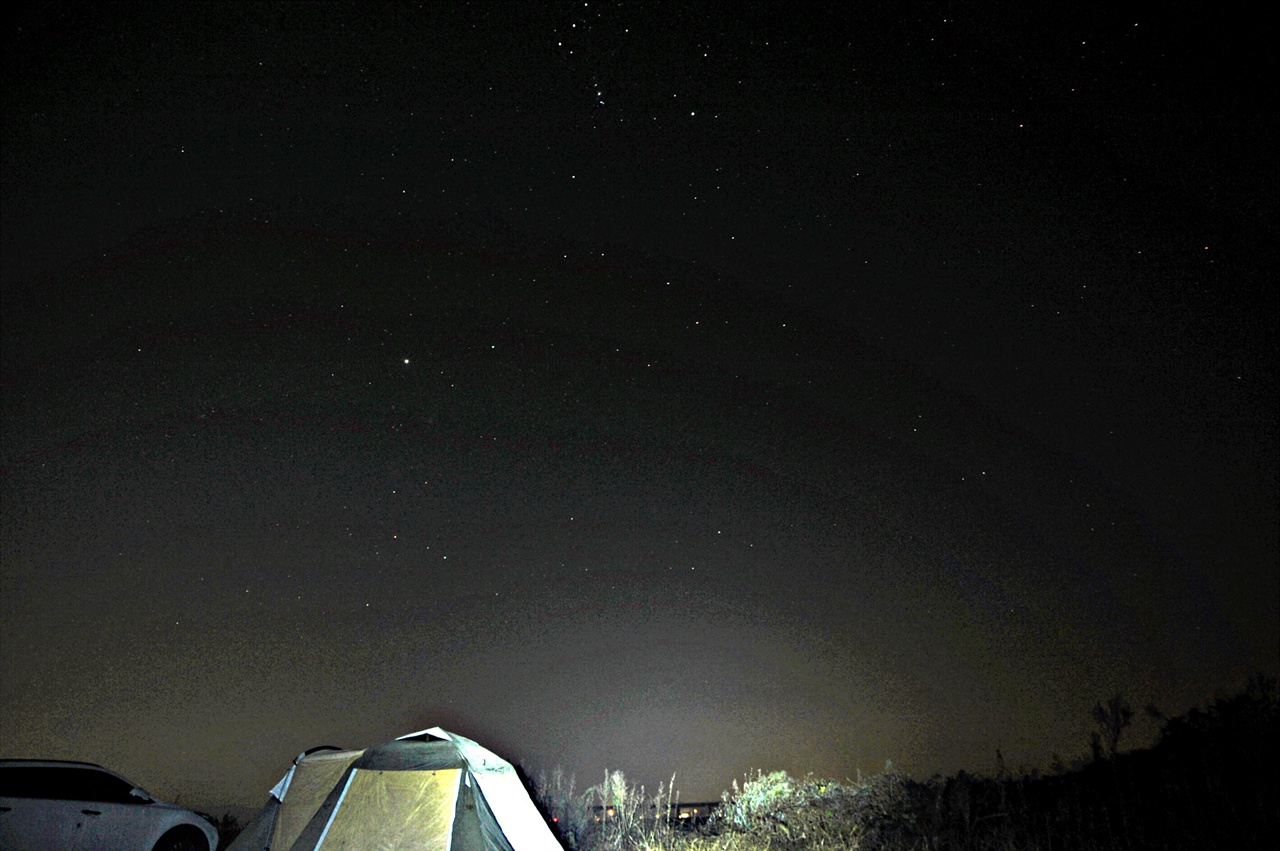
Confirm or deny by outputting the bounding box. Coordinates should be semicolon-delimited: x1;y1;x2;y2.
529;676;1278;851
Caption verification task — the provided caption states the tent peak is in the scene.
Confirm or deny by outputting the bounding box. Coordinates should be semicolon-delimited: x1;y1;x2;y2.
395;726;451;742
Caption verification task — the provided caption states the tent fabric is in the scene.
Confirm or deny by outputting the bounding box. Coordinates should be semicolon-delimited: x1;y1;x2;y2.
227;796;277;851
396;728;561;847
313;767;460;849
227;728;562;851
273;749;364;851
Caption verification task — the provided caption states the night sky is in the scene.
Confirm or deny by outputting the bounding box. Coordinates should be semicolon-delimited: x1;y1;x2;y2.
2;2;1275;814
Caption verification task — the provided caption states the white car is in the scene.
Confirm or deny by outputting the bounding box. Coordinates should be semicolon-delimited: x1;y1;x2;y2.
0;759;218;851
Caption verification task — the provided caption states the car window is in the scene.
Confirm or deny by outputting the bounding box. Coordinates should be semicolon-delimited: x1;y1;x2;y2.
0;766;142;803
0;766;62;798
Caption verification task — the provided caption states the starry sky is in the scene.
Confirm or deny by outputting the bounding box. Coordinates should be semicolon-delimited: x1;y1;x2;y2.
1;1;1275;813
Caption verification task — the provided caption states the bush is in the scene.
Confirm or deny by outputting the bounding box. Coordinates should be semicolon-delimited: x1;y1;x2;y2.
532;676;1278;850
211;811;243;851
533;767;682;851
709;769;911;849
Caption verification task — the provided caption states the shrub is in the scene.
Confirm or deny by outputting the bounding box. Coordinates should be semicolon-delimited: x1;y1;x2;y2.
534;767;681;851
533;766;592;850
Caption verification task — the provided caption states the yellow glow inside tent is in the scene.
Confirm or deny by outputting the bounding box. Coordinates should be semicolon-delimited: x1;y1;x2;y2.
316;768;461;850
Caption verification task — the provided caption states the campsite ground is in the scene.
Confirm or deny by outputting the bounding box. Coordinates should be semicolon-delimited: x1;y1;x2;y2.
199;677;1276;850
528;678;1277;851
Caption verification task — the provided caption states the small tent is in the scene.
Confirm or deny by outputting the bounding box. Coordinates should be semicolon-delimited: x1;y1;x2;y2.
227;727;563;850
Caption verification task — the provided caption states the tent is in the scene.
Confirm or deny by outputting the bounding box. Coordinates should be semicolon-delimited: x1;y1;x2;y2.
227;727;564;850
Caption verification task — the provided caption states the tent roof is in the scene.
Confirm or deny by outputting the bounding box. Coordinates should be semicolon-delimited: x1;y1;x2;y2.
235;727;563;851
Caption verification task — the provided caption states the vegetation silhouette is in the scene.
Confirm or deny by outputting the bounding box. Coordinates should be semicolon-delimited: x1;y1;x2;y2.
525;674;1277;850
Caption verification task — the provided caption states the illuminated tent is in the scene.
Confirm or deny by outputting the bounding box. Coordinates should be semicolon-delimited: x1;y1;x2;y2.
226;727;563;851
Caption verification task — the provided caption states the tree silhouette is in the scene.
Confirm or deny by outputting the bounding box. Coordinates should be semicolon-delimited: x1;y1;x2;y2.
1091;693;1134;761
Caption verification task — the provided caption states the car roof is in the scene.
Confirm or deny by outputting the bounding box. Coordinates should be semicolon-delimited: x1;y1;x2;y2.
0;759;109;770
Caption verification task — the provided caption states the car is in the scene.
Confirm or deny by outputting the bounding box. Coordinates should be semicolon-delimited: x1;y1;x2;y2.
0;759;219;851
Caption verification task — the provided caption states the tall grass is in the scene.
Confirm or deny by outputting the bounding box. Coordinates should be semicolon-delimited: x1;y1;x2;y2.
534;766;683;850
530;675;1278;851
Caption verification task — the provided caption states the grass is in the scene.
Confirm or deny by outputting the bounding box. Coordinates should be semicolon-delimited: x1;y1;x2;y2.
211;676;1277;850
528;675;1278;851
